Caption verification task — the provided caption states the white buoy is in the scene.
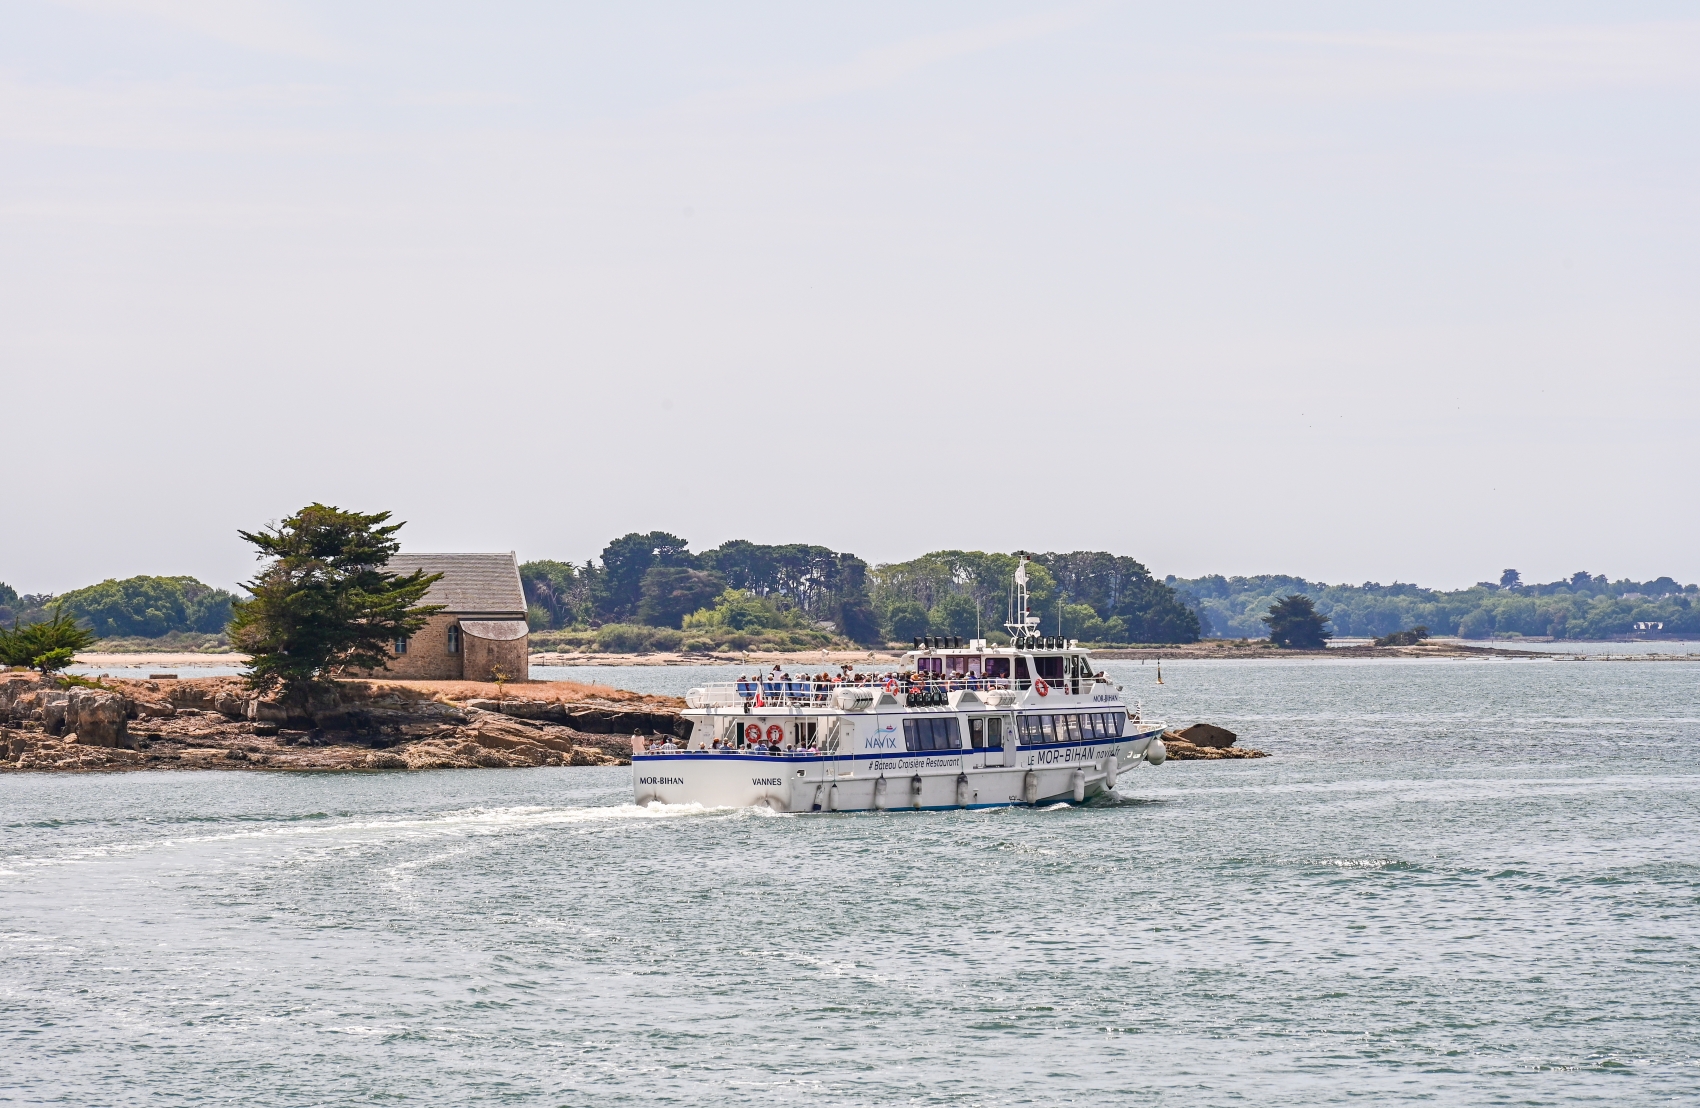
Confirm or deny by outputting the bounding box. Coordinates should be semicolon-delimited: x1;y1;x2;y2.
827;783;839;812
873;775;888;810
1023;770;1039;805
1145;738;1167;765
1071;769;1086;803
955;773;971;808
910;773;924;810
1104;753;1119;788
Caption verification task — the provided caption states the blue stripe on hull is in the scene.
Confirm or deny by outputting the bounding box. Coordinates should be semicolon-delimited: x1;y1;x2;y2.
635;727;1164;764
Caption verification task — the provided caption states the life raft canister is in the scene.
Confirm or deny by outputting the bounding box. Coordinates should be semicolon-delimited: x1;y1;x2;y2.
1035;678;1050;697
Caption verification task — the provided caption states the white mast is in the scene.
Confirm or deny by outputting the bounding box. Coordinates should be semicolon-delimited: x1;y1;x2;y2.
1005;556;1041;644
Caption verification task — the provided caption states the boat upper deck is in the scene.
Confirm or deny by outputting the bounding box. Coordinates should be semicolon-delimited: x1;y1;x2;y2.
684;637;1123;713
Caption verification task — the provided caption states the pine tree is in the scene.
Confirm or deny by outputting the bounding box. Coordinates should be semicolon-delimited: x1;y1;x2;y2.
1262;594;1332;649
0;605;97;673
228;504;443;701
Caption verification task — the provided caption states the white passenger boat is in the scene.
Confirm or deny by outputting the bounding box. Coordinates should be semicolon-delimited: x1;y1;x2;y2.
632;558;1167;811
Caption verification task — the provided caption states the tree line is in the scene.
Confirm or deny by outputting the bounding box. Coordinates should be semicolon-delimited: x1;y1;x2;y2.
519;534;1202;647
0;576;235;642
1169;569;1700;640
11;526;1690;652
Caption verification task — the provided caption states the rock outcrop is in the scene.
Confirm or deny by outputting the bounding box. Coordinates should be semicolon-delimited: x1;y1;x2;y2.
1161;724;1269;760
1174;722;1239;749
0;674;663;773
4;683;136;748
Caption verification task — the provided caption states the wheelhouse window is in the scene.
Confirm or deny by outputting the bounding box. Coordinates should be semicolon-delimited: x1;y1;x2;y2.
983;657;1010;679
1033;655;1065;683
447;625;461;654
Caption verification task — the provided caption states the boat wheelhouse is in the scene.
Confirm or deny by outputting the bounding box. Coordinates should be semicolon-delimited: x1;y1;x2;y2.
633;557;1167;811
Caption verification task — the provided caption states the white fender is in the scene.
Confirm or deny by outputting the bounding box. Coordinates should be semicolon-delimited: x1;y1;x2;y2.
1071;768;1086;803
826;783;839;812
910;773;924;810
873;775;889;810
1022;770;1039;805
811;783;825;812
1103;752;1119;788
955;773;971;808
1145;738;1167;766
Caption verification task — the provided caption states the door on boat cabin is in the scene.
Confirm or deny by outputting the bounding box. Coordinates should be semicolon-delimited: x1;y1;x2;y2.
969;715;1013;766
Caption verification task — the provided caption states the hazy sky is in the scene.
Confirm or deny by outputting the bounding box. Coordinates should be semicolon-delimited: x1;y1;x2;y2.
4;1;1696;595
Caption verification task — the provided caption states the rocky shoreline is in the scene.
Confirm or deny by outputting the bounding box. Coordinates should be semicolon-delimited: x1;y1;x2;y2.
3;673;1269;773
0;675;686;773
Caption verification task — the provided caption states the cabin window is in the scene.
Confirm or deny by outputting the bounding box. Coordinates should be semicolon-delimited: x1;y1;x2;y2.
1089;713;1107;738
1039;715;1058;743
1034;655;1065;682
903;717;961;751
984;657;1010;679
917;657;943;675
1110;711;1126;736
1064;715;1084;743
447;625;461;654
393;637;408;655
969;718;985;749
988;717;1004;747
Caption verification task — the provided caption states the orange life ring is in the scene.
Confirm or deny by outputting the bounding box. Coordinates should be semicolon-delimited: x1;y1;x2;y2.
766;724;783;743
884;678;897;694
1035;678;1050;696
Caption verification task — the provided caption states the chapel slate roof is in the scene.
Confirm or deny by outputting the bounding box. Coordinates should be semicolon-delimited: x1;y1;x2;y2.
386;553;526;616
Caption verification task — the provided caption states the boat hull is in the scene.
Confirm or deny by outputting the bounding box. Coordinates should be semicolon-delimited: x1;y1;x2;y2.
633;727;1166;812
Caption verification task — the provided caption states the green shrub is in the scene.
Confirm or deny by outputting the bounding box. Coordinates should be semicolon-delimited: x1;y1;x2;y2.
529;629;598;652
0;607;96;673
645;627;685;652
595;623;652;652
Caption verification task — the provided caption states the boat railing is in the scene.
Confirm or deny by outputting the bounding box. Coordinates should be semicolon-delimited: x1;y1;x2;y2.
683;676;1112;710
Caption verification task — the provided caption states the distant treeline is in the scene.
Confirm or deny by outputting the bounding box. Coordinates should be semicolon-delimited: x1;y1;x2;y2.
0;576;236;641
8;552;1688;650
520;534;1202;648
1169;570;1699;640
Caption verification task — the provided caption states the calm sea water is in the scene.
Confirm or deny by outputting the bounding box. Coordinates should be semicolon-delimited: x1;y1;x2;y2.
5;656;1698;1105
